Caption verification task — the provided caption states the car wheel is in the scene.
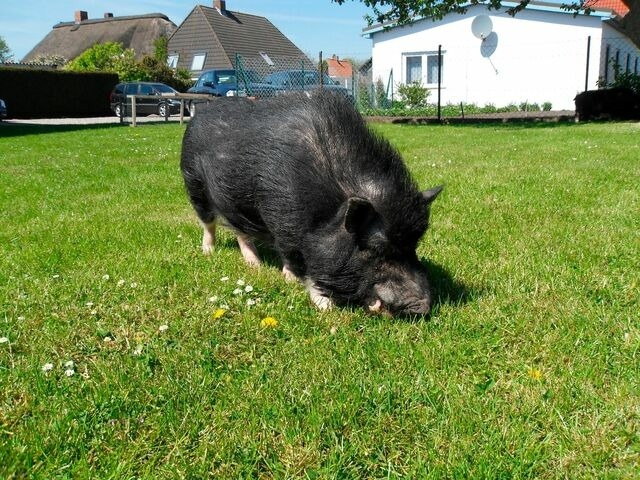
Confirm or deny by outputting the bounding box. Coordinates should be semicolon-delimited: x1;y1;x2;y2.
114;104;122;117
158;103;169;118
188;101;196;117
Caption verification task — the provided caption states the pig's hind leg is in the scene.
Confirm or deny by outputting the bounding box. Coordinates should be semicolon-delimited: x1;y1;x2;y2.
237;234;261;267
201;221;216;255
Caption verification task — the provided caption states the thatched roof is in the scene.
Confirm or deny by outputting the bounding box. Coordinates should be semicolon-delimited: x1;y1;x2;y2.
22;13;177;63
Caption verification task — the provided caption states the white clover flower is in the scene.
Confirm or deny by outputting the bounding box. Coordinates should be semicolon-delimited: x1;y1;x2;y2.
52;274;60;279
42;363;54;372
85;302;94;307
130;282;138;289
64;360;75;368
158;324;169;333
208;296;219;303
103;336;113;343
64;369;75;377
102;274;110;281
244;285;254;293
117;279;126;287
236;279;245;286
220;276;229;282
246;299;256;306
133;345;143;356
17;316;25;321
0;337;9;344
232;288;243;295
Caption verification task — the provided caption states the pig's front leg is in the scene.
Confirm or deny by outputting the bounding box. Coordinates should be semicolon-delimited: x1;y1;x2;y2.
306;281;334;311
237;234;261;267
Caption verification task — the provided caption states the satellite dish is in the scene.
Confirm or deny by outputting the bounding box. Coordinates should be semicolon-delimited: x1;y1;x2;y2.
471;15;493;40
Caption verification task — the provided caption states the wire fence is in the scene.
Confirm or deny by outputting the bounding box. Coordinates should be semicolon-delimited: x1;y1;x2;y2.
231;35;639;115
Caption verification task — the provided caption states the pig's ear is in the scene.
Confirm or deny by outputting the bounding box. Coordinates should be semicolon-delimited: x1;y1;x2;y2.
344;197;385;247
423;185;444;204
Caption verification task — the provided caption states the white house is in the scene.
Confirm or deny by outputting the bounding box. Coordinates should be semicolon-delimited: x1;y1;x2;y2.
363;1;639;110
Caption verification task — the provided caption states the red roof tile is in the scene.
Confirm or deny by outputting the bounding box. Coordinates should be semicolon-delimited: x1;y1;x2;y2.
585;0;630;17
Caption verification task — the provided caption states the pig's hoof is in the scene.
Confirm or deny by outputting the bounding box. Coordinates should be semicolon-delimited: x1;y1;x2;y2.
202;244;213;255
282;265;297;282
312;294;334;311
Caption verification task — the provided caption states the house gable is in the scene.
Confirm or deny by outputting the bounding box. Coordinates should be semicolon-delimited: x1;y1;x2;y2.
168;2;307;74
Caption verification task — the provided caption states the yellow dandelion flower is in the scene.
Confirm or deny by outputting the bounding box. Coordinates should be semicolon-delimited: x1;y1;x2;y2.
213;308;227;320
261;316;278;328
528;368;543;381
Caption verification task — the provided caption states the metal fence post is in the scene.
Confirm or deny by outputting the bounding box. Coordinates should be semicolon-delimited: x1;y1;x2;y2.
584;36;591;92
319;51;323;89
437;44;442;122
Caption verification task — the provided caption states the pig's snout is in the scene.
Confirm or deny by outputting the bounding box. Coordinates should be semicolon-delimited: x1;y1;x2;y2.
372;267;433;317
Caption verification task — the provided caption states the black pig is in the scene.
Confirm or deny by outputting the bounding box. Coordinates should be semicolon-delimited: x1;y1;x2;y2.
180;91;442;315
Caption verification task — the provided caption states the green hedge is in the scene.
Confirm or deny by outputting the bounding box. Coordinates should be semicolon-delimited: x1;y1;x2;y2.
0;68;118;118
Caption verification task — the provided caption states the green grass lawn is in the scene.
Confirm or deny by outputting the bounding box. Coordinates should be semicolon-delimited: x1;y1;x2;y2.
1;120;638;478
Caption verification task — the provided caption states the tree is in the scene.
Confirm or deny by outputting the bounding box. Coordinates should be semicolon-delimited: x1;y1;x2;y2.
0;36;12;62
332;1;595;25
65;42;143;80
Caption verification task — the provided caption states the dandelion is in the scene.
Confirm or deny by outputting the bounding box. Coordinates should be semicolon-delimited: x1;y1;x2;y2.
244;285;254;293
236;279;245;286
261;317;278;328
158;324;169;333
0;337;9;344
212;308;227;319
528;368;543;381
232;288;243;295
42;363;54;372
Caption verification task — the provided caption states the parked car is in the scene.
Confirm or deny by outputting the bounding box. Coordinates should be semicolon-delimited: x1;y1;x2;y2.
187;69;279;115
110;82;183;117
0;98;7;120
263;70;352;98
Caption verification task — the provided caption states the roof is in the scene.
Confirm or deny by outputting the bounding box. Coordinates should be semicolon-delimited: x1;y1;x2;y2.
168;4;307;72
22;13;177;63
326;56;353;78
585;0;630;17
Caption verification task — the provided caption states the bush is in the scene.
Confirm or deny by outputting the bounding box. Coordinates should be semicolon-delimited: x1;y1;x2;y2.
396;82;430;109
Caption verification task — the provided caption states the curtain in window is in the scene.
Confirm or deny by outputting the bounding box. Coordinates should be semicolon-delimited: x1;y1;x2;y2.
406;56;422;84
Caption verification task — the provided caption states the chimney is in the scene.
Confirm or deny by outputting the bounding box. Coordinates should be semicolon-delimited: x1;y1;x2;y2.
74;10;88;23
104;12;114;19
214;0;226;14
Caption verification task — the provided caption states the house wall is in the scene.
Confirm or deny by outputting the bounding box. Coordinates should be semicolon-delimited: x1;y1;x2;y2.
369;5;611;110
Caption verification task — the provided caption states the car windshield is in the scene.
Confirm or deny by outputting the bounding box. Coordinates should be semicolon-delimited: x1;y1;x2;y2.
215;71;237;85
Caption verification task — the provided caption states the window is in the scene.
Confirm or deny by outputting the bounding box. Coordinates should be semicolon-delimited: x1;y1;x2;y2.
403;51;444;86
427;54;442;84
191;53;206;71
406;56;422;84
167;54;179;69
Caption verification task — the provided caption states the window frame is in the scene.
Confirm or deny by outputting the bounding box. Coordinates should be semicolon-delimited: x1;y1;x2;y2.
191;53;207;71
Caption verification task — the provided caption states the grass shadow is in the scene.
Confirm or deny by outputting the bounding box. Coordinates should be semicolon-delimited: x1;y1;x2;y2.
421;258;477;310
